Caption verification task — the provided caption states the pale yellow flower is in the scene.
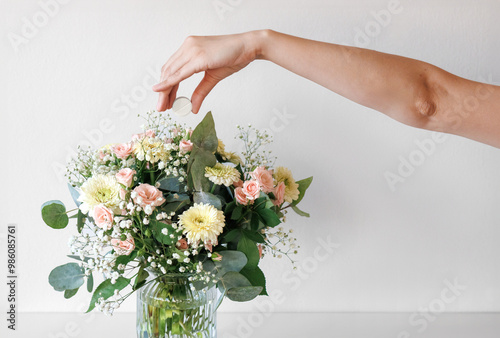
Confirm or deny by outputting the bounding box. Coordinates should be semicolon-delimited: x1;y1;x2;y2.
78;174;122;214
216;139;226;155
133;137;169;163
205;163;241;186
273;166;299;203
179;203;225;245
216;139;241;165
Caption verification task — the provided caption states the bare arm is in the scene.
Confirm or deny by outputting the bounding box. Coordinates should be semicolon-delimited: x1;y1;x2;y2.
153;29;500;148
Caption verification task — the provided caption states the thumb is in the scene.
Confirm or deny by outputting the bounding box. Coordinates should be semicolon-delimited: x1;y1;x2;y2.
191;72;220;114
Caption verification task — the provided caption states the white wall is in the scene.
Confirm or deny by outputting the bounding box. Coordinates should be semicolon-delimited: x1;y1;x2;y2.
2;0;500;315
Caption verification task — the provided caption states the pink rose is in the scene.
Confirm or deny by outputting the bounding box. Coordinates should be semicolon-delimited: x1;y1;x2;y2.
186;129;194;138
250;166;274;193
258;244;263;258
235;187;249;205
119;188;127;201
111;234;135;256
116;168;135;188
233;180;243;188
93;205;114;230
179;140;193;154
116;168;136;187
272;182;286;206
176;238;189;250
113;143;134;160
242;180;260;201
172;128;181;137
132;129;156;141
133;183;165;208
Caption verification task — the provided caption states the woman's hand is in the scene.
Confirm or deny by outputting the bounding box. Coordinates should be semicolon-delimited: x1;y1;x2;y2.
153;31;263;113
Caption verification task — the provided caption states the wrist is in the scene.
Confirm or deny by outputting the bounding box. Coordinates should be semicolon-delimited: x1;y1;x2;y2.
244;29;273;61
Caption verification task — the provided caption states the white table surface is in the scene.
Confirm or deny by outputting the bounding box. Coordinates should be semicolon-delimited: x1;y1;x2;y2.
3;312;500;338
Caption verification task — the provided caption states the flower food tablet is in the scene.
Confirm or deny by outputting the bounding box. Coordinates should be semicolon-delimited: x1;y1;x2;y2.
172;96;192;117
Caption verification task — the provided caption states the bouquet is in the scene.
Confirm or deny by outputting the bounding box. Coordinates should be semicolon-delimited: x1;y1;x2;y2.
41;111;312;336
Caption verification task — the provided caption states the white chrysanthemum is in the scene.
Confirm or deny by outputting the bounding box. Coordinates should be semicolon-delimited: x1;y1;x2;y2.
78;174;122;214
178;203;225;245
133;137;169;163
204;163;240;186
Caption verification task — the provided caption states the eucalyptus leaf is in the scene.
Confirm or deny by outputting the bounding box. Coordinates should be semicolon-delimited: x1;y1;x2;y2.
86;277;130;313
41;200;69;229
190;111;218;152
64;288;79;299
48;263;86;292
215;250;248;274
67;183;82;207
220;271;251;290
77;210;86;233
158;176;185;192
227;286;263;302
193;192;222;210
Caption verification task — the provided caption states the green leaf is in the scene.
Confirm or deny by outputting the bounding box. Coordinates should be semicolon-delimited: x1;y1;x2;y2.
193;192;222;210
187;147;217;191
240;267;267;296
41;200;69;229
48;263;86;291
160;200;190;215
291;205;310;217
219;271;251;290
87;273;94;293
190;111;218;152
291;176;313;206
223;229;241;243
224;201;236;215
64;288;79;299
227;286;263;302
158;176;185;192
237;236;260;270
86;277;130;313
257;208;281;227
133;265;149;290
242;230;265;243
67;183;81;207
150;220;176;245
215;250;248;275
115;251;138;267
231;205;243;220
77;210;86;233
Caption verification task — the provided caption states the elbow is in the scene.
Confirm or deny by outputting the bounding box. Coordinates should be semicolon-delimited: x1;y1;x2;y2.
410;70;447;131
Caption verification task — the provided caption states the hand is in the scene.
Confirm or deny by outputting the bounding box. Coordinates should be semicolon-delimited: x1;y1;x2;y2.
153;31;262;113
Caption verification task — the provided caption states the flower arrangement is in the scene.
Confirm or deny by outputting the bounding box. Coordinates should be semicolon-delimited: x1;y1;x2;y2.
41;111;312;334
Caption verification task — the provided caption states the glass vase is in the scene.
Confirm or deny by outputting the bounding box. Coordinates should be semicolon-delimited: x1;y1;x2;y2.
136;273;222;338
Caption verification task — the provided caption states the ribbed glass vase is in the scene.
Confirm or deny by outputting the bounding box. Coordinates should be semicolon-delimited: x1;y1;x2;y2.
136;273;221;338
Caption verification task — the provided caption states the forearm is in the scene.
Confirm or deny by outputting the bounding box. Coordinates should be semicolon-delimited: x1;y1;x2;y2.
252;29;447;130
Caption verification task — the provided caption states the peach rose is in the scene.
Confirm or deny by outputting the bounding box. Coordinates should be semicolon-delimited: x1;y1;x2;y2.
179;140;193;154
93;204;114;230
132;129;156;141
233;180;243;188
235;187;248;205
186;129;194;138
113;143;134;160
116;168;136;187
111;233;135;256
258;244;263;258
242;180;260;201
133;183;165;208
272;182;286;206
250;166;274;193
176;238;189;250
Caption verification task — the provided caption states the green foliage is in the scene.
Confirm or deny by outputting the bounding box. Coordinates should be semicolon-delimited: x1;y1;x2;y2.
227;286;263;302
240;267;267;296
76;210;86;233
237;235;260;270
291;176;313;206
257;208;281;227
48;263;85;292
87;273;94;293
86;277;130;313
187;112;218;191
64;288;79;299
41;200;69;229
150;220;176;245
193;191;222;210
133;265;149;290
115;251;138;267
67;183;81;207
158;176;186;192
